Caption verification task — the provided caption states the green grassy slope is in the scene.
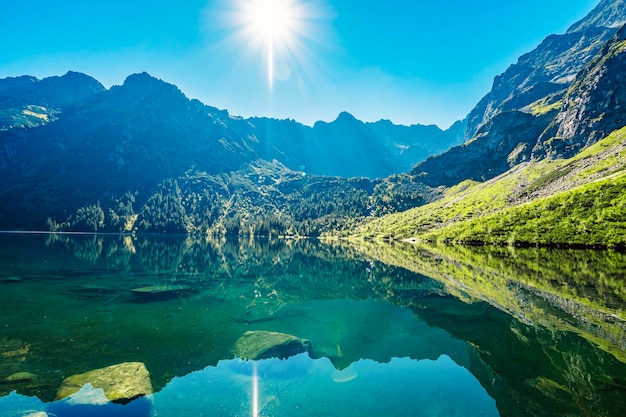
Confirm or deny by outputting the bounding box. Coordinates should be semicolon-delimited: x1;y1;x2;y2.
352;126;626;248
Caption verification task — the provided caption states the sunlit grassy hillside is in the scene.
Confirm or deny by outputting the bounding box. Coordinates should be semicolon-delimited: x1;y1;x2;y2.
352;126;626;248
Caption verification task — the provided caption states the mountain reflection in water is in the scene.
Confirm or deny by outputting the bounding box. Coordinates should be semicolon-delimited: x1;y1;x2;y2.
0;233;625;417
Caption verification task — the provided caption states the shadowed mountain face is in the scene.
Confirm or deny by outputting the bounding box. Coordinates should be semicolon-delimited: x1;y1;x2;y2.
0;72;264;230
0;71;452;233
0;71;105;109
0;71;462;180
0;72;105;130
241;112;464;179
411;111;552;187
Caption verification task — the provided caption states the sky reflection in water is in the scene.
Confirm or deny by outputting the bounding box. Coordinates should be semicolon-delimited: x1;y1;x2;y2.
0;354;498;417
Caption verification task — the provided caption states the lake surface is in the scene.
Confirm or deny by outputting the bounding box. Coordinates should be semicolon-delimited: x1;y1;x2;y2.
0;233;625;416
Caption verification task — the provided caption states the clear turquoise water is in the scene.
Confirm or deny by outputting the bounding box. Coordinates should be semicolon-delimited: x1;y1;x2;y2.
1;354;497;417
1;233;625;416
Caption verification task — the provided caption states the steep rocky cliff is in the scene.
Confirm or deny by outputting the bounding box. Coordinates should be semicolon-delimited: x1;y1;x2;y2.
410;1;626;188
465;0;626;140
411;111;551;187
533;24;626;158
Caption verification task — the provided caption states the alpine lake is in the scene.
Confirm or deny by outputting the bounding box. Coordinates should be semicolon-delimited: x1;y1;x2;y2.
1;233;625;417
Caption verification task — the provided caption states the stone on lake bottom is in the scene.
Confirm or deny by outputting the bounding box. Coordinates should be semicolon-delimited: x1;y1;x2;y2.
55;362;153;404
3;371;38;383
130;285;194;301
233;330;312;360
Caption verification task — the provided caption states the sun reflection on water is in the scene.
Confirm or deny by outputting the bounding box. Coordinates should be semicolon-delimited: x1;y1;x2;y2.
252;361;259;417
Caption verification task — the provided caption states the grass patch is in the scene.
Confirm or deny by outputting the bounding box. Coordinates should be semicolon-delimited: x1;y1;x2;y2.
422;172;626;248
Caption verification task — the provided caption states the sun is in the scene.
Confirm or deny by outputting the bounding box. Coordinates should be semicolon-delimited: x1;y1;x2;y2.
208;0;329;93
240;0;302;89
246;0;295;40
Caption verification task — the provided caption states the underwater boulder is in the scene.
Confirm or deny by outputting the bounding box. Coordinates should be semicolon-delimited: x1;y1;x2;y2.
232;330;312;360
2;371;38;383
55;362;153;404
130;285;194;301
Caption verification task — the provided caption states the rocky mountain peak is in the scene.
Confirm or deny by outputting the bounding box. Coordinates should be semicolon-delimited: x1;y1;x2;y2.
118;72;183;99
0;71;104;108
335;111;358;123
465;0;625;141
123;71;164;88
566;0;626;33
312;111;360;129
0;75;38;93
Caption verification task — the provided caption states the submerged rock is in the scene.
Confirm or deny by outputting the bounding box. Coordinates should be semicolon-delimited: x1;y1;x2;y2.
3;371;38;383
232;330;312;360
130;285;194;301
55;362;152;404
0;276;23;283
1;339;30;363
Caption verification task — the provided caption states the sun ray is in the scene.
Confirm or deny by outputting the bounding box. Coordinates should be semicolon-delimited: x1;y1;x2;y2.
243;0;299;90
203;0;333;110
268;41;274;88
252;361;259;417
216;0;324;91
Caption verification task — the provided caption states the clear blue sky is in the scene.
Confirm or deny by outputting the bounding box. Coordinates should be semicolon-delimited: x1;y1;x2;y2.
0;0;599;128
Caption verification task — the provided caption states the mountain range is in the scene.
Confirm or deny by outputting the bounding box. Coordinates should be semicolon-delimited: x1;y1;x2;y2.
0;70;454;234
0;71;464;178
1;0;625;248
